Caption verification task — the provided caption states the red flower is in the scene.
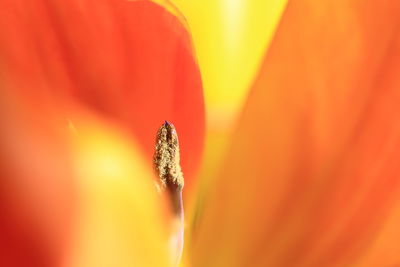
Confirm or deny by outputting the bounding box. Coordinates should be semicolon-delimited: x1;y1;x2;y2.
1;0;400;266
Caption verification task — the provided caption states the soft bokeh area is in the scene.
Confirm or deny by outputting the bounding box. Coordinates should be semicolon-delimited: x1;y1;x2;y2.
1;0;400;267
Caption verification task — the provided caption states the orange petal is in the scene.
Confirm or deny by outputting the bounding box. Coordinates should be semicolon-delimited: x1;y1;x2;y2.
0;0;205;191
191;0;400;266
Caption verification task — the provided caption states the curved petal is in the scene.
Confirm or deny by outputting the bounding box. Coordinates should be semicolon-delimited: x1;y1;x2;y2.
0;90;171;266
191;0;400;266
0;0;205;191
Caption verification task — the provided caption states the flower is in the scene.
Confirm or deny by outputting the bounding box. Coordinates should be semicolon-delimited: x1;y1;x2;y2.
1;0;400;267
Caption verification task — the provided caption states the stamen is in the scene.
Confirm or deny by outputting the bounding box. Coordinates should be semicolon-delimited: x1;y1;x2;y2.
153;121;184;266
154;121;184;190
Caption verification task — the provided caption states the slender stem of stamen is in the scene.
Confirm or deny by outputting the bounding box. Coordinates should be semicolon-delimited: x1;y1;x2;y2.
153;121;185;266
169;189;184;266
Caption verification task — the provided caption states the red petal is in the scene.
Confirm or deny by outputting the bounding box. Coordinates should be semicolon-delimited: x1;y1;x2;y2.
0;0;205;191
191;0;400;266
0;93;76;267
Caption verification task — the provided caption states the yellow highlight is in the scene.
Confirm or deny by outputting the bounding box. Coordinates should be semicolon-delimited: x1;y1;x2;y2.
64;116;171;267
170;0;288;128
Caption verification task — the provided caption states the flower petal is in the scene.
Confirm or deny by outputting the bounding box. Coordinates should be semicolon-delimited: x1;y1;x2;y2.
0;90;171;266
0;0;205;191
0;93;75;267
191;0;400;266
